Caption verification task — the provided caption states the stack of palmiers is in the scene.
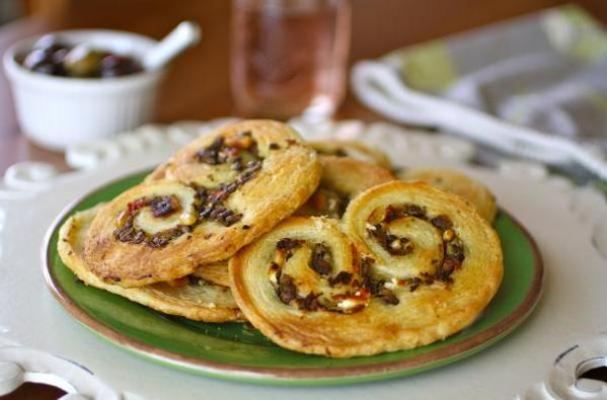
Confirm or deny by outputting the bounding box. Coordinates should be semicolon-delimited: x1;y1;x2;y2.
58;120;503;357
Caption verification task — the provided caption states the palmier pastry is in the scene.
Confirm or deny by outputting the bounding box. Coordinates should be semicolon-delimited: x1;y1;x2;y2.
298;156;395;218
59;205;242;322
309;139;392;169
399;168;497;222
230;182;503;357
85;120;321;287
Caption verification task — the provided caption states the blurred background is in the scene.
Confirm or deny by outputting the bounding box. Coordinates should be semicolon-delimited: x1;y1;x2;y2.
1;0;606;120
1;0;607;171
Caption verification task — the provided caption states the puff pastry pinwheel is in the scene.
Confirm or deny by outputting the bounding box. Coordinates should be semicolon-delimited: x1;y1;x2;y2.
309;139;392;169
399;168;497;222
85;120;321;287
59;205;242;322
298;156;395;218
230;181;503;357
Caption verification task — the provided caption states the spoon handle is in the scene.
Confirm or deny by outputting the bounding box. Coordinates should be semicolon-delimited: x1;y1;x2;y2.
143;21;201;71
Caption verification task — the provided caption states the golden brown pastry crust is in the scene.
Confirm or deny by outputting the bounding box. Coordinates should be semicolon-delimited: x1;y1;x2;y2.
191;261;230;287
399;168;497;222
59;205;242;322
297;156;395;218
318;156;395;198
85;120;321;287
310;140;392;169
230;182;503;357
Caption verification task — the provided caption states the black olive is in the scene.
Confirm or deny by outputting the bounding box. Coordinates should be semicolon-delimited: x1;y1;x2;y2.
22;48;51;70
64;46;106;78
32;62;66;76
51;48;69;65
100;54;142;78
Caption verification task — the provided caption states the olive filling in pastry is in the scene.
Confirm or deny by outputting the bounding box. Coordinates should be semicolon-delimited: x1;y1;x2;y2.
298;156;395;218
268;237;369;314
113;187;197;248
365;204;465;281
359;204;469;307
113;155;261;249
115;132;265;249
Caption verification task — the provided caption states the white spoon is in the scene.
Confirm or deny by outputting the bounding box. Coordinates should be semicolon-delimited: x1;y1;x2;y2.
142;21;201;71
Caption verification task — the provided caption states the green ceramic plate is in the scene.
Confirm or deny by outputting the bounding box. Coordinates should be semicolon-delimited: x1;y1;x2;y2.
43;171;543;386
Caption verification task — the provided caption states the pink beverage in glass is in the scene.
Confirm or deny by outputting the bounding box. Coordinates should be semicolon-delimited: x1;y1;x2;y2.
231;0;351;120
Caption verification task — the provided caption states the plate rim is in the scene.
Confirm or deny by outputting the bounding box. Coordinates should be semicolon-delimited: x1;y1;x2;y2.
41;170;544;385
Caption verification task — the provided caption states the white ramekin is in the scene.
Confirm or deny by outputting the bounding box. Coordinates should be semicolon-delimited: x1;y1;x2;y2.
3;29;166;151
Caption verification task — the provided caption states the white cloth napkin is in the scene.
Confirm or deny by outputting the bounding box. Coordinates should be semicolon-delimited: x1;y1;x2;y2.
351;4;607;180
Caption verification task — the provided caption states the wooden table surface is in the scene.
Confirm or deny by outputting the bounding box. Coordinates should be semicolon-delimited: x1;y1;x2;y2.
1;1;606;398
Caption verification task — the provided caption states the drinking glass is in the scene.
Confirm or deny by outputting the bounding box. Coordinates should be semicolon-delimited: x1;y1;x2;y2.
231;0;351;121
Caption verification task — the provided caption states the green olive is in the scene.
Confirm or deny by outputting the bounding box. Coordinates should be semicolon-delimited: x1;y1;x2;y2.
63;45;106;78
